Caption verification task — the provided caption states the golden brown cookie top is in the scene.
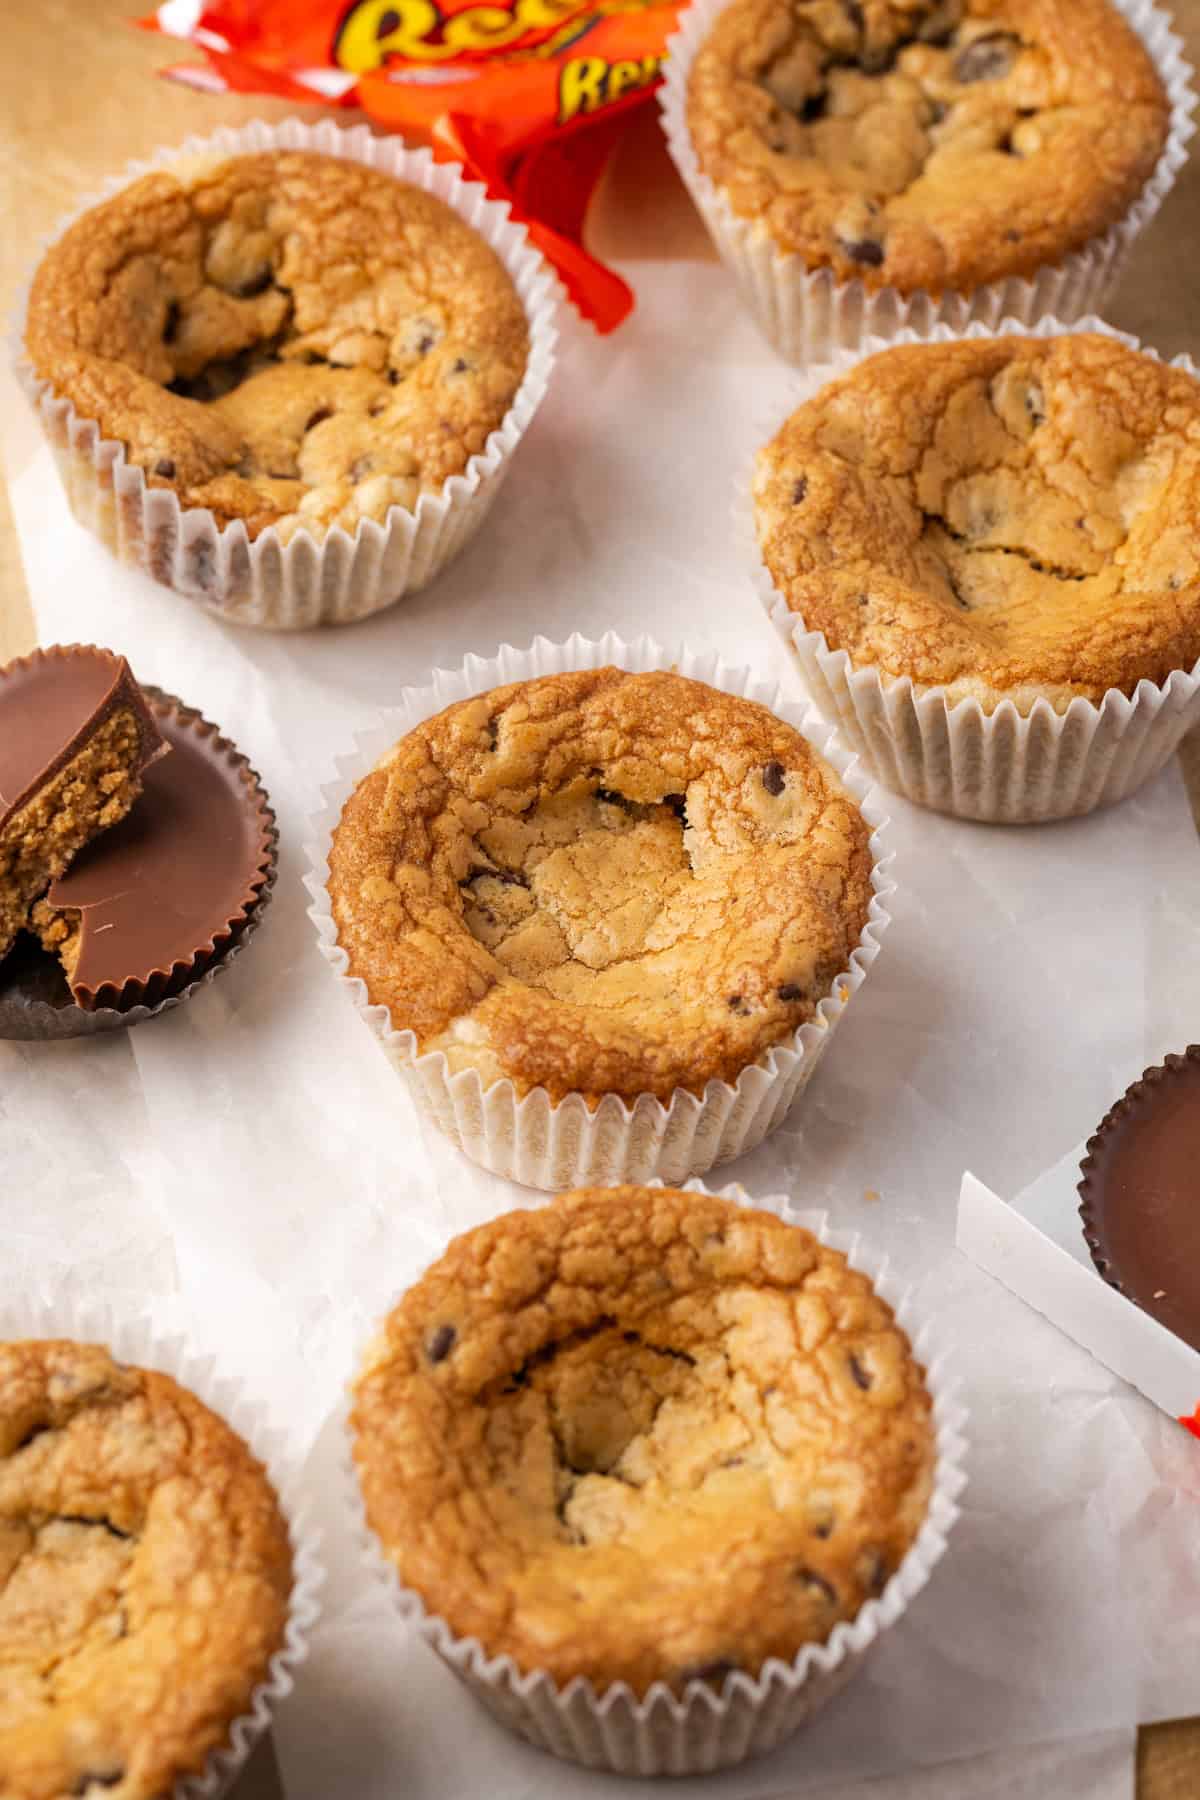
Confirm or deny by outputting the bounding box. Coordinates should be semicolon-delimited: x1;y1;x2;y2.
755;333;1200;708
0;1340;294;1800
686;0;1169;294
351;1185;936;1695
25;151;530;540
327;668;874;1105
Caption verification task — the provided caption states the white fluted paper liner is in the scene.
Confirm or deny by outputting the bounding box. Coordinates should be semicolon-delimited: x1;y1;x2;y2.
342;1179;969;1777
659;0;1195;365
304;632;894;1189
12;119;558;631
0;1292;324;1800
743;314;1200;824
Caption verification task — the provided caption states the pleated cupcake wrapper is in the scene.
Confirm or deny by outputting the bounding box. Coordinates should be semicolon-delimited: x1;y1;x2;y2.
303;632;895;1190
0;1292;324;1800
659;0;1196;366
11;119;559;631
341;1179;969;1777
740;314;1200;824
0;682;279;1040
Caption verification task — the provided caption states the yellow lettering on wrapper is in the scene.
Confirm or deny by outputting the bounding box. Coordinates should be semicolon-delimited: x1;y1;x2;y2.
557;51;662;122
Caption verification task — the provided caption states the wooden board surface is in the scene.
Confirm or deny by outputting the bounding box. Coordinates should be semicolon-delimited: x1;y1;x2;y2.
1;2;1198;1792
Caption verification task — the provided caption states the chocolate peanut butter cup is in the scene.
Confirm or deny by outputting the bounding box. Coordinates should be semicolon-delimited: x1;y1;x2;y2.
1079;1049;1200;1354
0;690;276;1038
0;644;168;963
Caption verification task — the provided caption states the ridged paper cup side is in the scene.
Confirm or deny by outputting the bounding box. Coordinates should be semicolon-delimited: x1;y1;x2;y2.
659;0;1196;365
742;315;1200;824
12;118;559;631
304;632;895;1189
341;1179;968;1777
0;1293;324;1800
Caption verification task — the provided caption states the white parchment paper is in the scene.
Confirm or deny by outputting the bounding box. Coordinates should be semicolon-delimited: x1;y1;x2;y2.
3;250;1196;1798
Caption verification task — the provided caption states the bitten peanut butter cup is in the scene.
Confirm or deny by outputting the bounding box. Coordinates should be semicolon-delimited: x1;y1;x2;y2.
1079;1048;1200;1354
0;644;167;964
0;687;276;1037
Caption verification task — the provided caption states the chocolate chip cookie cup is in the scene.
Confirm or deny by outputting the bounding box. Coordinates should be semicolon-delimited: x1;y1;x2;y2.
660;0;1194;365
344;1181;967;1776
747;317;1200;824
14;120;557;630
305;635;894;1190
0;1293;323;1800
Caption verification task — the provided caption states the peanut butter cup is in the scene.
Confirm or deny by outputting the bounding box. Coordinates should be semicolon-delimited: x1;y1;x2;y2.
1079;1049;1200;1353
0;645;167;962
0;690;276;1035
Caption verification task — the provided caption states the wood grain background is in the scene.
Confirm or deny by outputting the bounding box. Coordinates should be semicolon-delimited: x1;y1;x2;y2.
0;2;1197;1791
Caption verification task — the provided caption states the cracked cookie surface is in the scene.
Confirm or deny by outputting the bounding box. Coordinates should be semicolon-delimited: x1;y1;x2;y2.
25;151;529;541
686;0;1169;294
351;1185;936;1695
755;333;1200;708
327;668;874;1105
0;1341;293;1800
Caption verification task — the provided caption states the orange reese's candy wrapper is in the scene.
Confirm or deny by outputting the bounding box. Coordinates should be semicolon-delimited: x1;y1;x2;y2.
139;0;685;330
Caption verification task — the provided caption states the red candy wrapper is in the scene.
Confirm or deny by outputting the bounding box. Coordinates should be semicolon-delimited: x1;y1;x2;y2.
139;0;683;329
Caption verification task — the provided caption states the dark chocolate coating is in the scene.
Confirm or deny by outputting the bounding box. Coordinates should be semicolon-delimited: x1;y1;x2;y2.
44;695;275;1010
0;645;166;825
1079;1048;1200;1354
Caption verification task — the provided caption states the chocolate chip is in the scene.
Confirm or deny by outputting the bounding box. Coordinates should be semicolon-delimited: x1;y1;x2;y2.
450;356;472;374
762;760;786;795
858;1547;890;1595
427;1325;456;1364
953;31;1018;84
417;330;436;354
349;457;373;483
388;369;401;385
777;983;805;1002
153;457;176;479
792;475;808;504
840;236;885;268
232;265;274;299
796;1565;838;1605
680;1657;739;1686
848;1352;872;1390
305;407;333;432
162;300;180;343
